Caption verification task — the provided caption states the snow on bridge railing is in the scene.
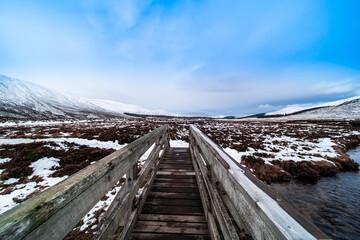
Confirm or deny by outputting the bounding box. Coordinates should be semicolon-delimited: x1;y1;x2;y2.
0;125;170;240
189;125;329;240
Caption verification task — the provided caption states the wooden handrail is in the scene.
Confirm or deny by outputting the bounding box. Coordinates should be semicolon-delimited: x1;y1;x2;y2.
0;125;170;240
189;125;329;240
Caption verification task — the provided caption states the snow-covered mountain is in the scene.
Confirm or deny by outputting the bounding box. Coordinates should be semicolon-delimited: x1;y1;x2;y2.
265;96;360;116
85;98;177;117
0;74;181;119
0;74;126;119
264;96;360;120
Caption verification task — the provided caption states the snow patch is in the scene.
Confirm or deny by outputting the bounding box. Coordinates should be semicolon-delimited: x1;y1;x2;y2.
266;96;360;116
170;140;189;148
0;138;125;150
0;158;11;164
0;157;67;214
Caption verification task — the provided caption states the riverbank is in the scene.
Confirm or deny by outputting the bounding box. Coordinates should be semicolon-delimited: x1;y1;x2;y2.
270;146;360;240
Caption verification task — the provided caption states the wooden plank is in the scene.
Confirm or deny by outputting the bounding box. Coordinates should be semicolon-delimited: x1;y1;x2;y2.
156;171;196;176
152;182;198;188
133;221;208;235
135;220;208;228
159;164;194;168
161;160;192;166
145;198;203;207
147;192;200;200
131;233;211;240
189;125;329;240
150;187;199;193
96;141;166;240
154;178;197;184
155;174;196;179
141;205;204;215
138;214;207;223
162;156;191;158
191;144;239;240
158;168;195;172
0;125;170;240
190;146;222;240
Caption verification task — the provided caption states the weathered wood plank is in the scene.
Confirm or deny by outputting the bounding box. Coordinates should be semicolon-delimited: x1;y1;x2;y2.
150;187;199;193
159;164;194;169
130;233;211;240
0;125;169;240
135;220;208;228
142;205;204;215
190;148;222;240
153;178;197;184
155;174;196;179
156;171;196;176
145;198;203;207
189;125;329;240
191;142;239;240
148;191;200;200
138;214;207;223
96;136;167;240
133;221;209;235
158;168;195;172
130;147;209;239
152;182;198;188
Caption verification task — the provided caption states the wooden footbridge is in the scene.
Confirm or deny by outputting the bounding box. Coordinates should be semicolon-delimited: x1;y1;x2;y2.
0;125;329;240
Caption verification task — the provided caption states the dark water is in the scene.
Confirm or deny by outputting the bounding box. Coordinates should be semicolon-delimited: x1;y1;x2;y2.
271;149;360;240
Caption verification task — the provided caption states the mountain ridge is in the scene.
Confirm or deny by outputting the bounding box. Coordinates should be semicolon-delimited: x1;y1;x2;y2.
257;97;360;120
0;74;167;119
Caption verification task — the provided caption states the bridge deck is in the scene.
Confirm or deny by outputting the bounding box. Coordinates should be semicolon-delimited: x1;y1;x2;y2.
130;147;211;240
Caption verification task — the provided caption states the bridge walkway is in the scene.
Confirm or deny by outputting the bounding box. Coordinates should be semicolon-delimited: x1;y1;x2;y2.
130;147;211;240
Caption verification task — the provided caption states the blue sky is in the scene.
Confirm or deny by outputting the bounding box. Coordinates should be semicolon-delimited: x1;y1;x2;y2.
1;0;360;116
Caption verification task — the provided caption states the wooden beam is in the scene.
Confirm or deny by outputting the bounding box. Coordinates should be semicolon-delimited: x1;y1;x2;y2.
189;125;329;240
0;125;169;240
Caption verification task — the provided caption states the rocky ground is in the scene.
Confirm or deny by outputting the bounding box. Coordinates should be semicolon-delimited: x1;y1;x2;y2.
0;118;359;239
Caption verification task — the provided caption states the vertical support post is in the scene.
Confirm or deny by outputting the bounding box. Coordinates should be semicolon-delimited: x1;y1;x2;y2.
119;153;138;228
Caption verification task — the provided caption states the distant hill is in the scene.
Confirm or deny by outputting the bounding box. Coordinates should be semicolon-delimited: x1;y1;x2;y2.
0;74;177;119
85;98;177;117
262;96;360;120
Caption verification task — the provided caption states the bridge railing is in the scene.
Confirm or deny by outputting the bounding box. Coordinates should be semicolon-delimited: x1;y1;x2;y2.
189;125;329;240
0;125;170;240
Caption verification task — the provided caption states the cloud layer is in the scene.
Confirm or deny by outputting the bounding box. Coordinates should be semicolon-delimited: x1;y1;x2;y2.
1;0;360;116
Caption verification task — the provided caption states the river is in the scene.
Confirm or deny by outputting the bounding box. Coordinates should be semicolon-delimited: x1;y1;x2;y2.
270;148;360;240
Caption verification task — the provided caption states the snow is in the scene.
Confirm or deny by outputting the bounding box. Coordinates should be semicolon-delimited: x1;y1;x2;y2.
0;182;38;214
86;98;178;116
4;178;19;184
0;74;123;118
170;140;189;148
0;157;67;214
77;180;123;232
0;120;74;127
30;157;67;187
283;98;360;120
0;138;126;150
225;135;338;165
139;143;155;165
0;157;11;164
266;96;360;116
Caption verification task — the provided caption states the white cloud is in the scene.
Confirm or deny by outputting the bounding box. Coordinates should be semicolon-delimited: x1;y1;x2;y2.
258;104;277;110
311;79;359;94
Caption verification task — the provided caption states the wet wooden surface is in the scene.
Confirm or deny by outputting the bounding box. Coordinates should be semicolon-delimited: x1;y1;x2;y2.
130;148;210;240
